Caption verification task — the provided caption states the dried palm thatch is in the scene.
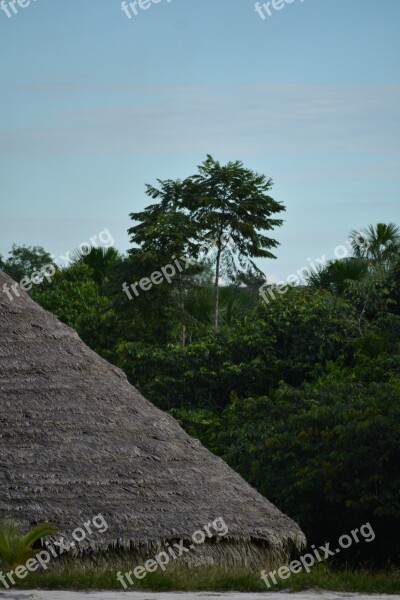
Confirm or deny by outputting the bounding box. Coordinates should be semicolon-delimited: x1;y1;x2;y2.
0;270;305;569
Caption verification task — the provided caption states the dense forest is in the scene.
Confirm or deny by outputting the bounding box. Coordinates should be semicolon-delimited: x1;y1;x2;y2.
2;157;399;565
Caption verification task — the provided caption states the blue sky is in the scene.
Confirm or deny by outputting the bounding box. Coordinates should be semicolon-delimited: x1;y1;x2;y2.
1;0;399;280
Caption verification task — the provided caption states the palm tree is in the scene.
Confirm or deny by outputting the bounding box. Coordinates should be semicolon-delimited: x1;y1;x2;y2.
350;222;400;267
0;521;57;569
71;247;123;286
306;258;369;294
185;284;257;330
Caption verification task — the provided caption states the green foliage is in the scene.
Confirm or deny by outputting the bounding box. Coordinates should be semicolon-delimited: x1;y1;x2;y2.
129;156;285;333
128;190;210;345
129;184;199;259
2;244;53;282
0;521;57;569
256;287;360;385
350;222;400;266
9;560;400;594
214;372;400;560
181;155;285;267
8;553;400;594
31;263;112;351
70;247;123;286
180;155;285;331
184;284;258;330
306;257;369;293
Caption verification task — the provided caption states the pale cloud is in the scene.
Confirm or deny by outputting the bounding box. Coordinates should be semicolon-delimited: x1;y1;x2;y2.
1;83;399;158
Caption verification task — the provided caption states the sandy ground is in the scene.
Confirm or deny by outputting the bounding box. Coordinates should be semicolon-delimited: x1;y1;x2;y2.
0;592;399;600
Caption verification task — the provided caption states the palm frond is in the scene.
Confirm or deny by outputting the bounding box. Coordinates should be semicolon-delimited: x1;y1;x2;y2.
306;258;369;294
350;223;400;265
0;521;58;569
21;523;58;548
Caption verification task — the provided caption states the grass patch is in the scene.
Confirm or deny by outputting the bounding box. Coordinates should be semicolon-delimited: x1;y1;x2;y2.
6;560;400;593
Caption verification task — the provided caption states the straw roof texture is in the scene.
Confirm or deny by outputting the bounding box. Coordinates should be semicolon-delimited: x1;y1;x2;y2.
0;270;305;568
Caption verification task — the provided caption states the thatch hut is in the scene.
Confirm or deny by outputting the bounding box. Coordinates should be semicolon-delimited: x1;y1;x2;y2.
0;270;305;569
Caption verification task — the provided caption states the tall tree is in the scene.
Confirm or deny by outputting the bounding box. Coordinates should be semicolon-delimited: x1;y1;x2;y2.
180;156;285;333
128;182;204;346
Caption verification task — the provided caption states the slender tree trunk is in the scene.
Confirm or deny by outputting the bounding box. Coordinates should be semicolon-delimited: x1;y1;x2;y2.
214;248;221;334
178;273;186;347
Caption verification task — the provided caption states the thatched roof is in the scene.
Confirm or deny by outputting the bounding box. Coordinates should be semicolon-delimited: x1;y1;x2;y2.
0;270;305;567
